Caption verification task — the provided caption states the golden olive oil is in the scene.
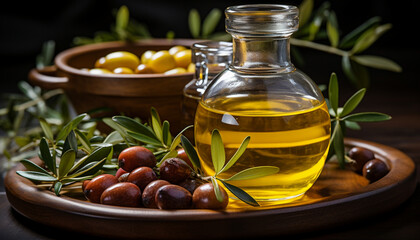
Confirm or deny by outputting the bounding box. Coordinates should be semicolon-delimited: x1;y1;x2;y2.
194;94;331;203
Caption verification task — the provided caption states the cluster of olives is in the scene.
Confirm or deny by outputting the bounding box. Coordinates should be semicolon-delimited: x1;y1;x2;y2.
348;146;390;182
82;146;229;210
83;45;193;75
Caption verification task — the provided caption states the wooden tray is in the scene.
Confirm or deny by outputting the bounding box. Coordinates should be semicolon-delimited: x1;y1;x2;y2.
4;138;416;239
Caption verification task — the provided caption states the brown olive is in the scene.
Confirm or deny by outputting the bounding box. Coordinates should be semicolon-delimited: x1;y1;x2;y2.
118;146;157;172
192;183;229;210
100;182;141;207
84;174;118;203
348;147;375;173
178;178;203;194
118;172;130;182
82;180;90;191
127;167;158;191
115;168;128;178
363;159;390;183
142;180;170;208
155;185;192;209
159;158;192;184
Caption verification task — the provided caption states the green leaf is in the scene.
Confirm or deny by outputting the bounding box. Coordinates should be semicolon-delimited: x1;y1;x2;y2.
67;158;107;178
351;24;392;54
326;11;339;47
65;130;78;152
342;55;370;89
127;132;164;147
308;2;330;40
225;166;279;181
16;171;57;182
299;0;314;27
342;112;392;122
58;150;76;178
211;177;224;202
344;120;361;130
180;135;201;171
219;136;250;174
103;131;124;144
202;8;222;38
160;149;178;163
328;73;339;115
68;144;112;174
332;122;345;168
351;55;402;72
211;129;225;174
340;88;366;117
103;117;128;138
220;181;259;207
39;118;54;141
20;159;50;175
56;113;88;142
74;129;92;153
189;9;201;38
151;107;163;142
112;116;157;139
54;181;62;196
39;137;56;175
162;120;171;147
169;125;193;151
339;16;381;49
116;5;129;30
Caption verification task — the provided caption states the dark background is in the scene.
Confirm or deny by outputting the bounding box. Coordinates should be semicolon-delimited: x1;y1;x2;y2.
0;0;419;95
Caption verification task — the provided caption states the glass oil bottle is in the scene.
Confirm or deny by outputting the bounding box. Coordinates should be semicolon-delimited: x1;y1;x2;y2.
181;41;232;141
194;4;331;204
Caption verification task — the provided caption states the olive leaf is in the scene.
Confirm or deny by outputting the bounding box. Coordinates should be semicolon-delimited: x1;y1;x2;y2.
220;181;259;207
39;137;56;175
211;177;224;202
74;128;92;153
223;166;279;181
328;72;339;115
39;118;54;141
351;23;392;54
202;9;222;38
339;16;382;49
16;171;57;182
54;181;63;196
326;11;339;47
342;55;370;89
351;55;402;72
218;136;250;174
180;135;201;171
340;88;366;117
211;129;225;174
342;112;391;122
58;150;76;178
189;9;201;38
20;159;50;175
299;0;314;27
56;113;88;142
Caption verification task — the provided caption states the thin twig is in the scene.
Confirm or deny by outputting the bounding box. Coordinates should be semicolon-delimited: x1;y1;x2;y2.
290;38;349;57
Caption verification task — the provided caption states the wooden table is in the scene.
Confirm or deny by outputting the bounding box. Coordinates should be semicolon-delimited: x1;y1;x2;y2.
0;51;419;239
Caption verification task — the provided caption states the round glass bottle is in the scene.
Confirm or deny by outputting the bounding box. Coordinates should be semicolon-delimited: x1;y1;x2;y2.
181;41;232;141
194;5;331;203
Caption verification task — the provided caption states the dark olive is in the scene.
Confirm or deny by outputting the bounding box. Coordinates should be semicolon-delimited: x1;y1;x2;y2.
115;168;128;178
159;158;192;184
178;178;203;194
192;183;229;210
363;159;390;183
118;172;130;182
118;146;157;172
82;180;90;191
155;185;192;209
127;167;158;191
84;174;118;203
142;180;171;208
348;147;375;173
100;182;141;207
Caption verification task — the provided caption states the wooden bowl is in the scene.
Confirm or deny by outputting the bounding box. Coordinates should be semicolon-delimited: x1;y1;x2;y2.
28;39;199;133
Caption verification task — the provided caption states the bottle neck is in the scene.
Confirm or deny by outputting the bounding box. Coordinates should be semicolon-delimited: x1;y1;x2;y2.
231;36;295;73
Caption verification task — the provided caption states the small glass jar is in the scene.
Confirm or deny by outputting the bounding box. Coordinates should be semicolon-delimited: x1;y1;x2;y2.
181;41;232;141
194;5;331;204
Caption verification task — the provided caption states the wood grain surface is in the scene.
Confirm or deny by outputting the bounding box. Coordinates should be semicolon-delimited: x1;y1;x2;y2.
4;138;416;240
